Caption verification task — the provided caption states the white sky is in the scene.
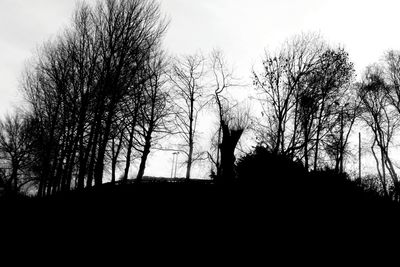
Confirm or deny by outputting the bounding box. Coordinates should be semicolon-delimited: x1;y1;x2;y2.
1;0;400;177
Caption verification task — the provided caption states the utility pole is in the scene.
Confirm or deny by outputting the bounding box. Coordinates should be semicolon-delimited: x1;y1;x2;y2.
174;152;179;178
171;152;177;178
339;108;344;174
359;132;361;180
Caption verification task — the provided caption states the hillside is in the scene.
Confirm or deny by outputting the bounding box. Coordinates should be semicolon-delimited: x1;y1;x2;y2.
2;172;399;219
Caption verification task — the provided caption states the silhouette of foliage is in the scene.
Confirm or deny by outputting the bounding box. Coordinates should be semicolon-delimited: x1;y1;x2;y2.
236;145;306;184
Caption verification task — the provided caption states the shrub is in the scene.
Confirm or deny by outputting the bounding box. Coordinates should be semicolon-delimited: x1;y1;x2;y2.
236;145;306;185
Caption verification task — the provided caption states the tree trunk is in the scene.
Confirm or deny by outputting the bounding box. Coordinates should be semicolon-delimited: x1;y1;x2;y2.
339;111;345;174
85;105;103;188
136;137;151;182
111;158;117;184
111;137;117;184
185;148;193;180
219;122;243;184
110;130;124;184
122;128;135;183
94;105;115;186
11;161;18;193
304;138;309;171
186;130;194;180
76;103;89;190
86;134;98;188
313;96;326;171
122;106;139;183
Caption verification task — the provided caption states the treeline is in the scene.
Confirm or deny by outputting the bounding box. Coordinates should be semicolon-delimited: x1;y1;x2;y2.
252;34;400;200
1;0;170;196
1;0;400;201
0;0;247;197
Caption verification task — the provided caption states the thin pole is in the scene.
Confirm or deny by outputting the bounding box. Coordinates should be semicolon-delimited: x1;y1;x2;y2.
359;132;361;180
339;109;344;174
174;153;179;178
171;153;176;178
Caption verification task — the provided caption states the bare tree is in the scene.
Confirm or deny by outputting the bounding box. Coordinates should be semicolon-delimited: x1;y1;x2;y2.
169;53;207;180
253;34;324;160
0;113;35;195
107;110;126;184
253;51;295;154
23;35;77;195
90;0;168;186
384;50;400;115
308;47;355;170
381;50;400;198
21;0;168;195
324;87;361;174
135;51;173;181
119;85;143;183
210;50;249;183
254;34;355;171
359;65;400;198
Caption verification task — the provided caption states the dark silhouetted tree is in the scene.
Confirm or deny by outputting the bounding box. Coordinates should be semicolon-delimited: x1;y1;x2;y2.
0;113;35;195
135;51;173;181
210;50;249;183
253;33;355;171
169;53;207;180
21;0;168;196
358;65;399;198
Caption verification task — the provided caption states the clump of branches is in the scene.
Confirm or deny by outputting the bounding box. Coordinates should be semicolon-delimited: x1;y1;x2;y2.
253;33;356;172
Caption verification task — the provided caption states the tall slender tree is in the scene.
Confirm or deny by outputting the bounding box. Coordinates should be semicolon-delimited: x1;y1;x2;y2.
169;54;207;180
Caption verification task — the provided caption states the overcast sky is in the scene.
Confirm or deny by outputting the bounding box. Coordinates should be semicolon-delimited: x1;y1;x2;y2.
0;0;399;177
2;0;400;114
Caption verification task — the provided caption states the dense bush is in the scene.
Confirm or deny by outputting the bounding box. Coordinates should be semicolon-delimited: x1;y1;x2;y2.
235;145;400;213
236;145;306;184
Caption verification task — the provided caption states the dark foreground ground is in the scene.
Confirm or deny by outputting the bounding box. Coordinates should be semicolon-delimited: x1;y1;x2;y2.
1;174;399;259
2;174;400;227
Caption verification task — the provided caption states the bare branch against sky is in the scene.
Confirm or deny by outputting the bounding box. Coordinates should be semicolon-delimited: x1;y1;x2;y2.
1;0;400;117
